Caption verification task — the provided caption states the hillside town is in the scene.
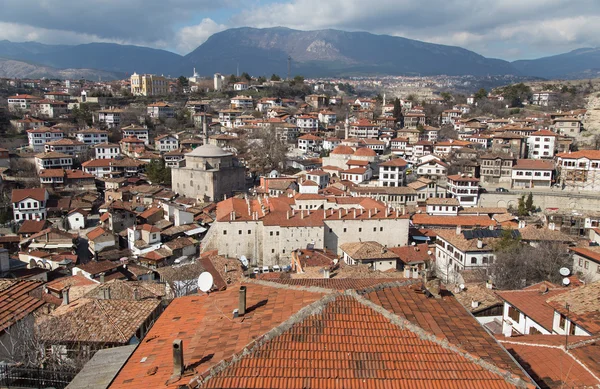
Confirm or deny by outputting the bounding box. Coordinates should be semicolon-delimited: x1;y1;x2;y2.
0;71;599;389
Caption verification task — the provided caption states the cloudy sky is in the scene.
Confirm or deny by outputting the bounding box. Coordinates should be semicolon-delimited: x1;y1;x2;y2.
1;0;599;60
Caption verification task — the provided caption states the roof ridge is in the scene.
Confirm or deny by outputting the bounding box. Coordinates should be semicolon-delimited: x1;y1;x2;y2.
92;299;128;343
350;289;533;388
196;292;340;387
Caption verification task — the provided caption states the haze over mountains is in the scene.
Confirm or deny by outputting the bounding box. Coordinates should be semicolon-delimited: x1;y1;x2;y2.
0;27;598;80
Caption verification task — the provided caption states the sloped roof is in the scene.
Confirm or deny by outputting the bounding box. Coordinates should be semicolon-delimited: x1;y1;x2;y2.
11;188;47;203
38;298;160;344
0;280;45;332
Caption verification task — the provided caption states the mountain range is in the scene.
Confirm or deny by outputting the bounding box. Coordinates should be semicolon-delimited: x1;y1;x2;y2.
0;27;598;80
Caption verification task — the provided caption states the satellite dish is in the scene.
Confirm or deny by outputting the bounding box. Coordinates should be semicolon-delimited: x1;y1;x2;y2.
239;255;249;268
559;267;571;277
459;283;465;291
197;272;214;293
427;250;432;255
411;242;416;246
562;277;571;286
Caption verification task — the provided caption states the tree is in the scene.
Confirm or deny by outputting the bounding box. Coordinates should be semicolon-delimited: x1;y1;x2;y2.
228;74;239;84
517;194;528;217
500;83;532;107
71;103;94;127
177;76;189;88
525;192;535;213
145;159;171;185
474;88;487;101
393;98;402;119
240;72;251;82
270;74;281;81
440;92;452;103
239;127;288;175
257;76;267;84
438;125;458;140
291;75;305;86
490;241;572;290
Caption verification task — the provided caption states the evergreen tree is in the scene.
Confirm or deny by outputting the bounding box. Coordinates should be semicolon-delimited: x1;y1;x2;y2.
525;192;534;213
474;88;487;100
393;98;402;119
270;74;281;81
517;195;528;217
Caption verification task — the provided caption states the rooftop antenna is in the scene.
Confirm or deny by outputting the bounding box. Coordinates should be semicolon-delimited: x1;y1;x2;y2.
287;56;292;81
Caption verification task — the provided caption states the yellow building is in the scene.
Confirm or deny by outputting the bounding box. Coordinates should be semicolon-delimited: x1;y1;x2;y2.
130;72;168;96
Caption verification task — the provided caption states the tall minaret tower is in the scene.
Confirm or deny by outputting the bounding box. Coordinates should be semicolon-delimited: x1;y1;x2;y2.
344;117;349;140
203;116;209;145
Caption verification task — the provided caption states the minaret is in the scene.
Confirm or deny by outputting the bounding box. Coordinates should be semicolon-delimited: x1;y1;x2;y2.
203;116;209;145
383;93;386;106
344;117;349;140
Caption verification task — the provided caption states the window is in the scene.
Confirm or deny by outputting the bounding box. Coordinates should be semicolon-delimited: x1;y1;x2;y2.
380;227;383;232
223;230;227;235
559;314;567;329
508;306;520;322
358;228;362;232
470;257;477;264
579;258;583;266
238;230;242;235
276;231;279;236
248;230;251;234
585;261;589;269
343;228;347;233
270;231;273;236
569;322;577;335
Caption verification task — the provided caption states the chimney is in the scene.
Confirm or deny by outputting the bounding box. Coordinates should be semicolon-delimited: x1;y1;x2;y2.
486;279;494;289
62;287;70;305
133;288;139;300
471;300;480;309
99;272;105;283
103;286;111;300
456;225;462;235
323;268;330;279
172;339;184;376
477;239;483;249
423;275;441;299
239;286;247;316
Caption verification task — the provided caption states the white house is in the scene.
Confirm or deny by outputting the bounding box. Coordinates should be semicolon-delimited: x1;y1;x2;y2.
11;188;49;223
511;159;554;189
435;228;504;283
43;138;88;157
556;150;600;192
305;170;330;189
447;174;479;207
340;167;372;184
318;111;337;126
97;108;123;128
154;134;180;153
296;115;319;132
233;82;249;91
7;94;40;112
230;95;253;109
297;134;323;153
322;137;341;151
299;180;319;194
379;158;408;187
425;198;459;216
27;127;64;152
93;142;121;159
34;152;73;172
67;209;87;230
76;128;109;145
527;130;557;159
349;119;379;139
147;102;175;119
121;125;150;145
416;160;448;181
497;288;559;336
553;117;582;137
570;247;600;283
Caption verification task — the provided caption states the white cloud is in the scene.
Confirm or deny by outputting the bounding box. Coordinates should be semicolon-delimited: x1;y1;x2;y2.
176;18;227;54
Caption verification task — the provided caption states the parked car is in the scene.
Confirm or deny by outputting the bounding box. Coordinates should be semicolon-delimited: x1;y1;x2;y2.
261;266;270;273
272;265;281;272
496;187;509;193
479;187;487;193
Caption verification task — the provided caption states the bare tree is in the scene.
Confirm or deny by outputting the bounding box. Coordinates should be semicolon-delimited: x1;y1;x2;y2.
490;242;571;290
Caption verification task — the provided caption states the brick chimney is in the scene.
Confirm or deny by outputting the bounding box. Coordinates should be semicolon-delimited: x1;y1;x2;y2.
239;286;246;316
172;339;184;376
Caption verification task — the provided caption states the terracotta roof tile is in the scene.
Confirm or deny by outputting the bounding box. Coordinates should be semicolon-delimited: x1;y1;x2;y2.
412;215;496;228
110;283;324;389
11;188;47;203
547;282;600;334
0;280;45;332
497;288;568;332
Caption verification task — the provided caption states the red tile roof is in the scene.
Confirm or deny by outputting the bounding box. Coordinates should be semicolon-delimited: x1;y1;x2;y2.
380;158;408;167
202;292;528;388
500;336;600;388
17;220;49;235
388;243;434;265
11;188;47;203
556;150;600;160
412;214;496;228
0;280;45;332
353;147;376;157
496;288;568;332
513;159;554;170
110;283;325;389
